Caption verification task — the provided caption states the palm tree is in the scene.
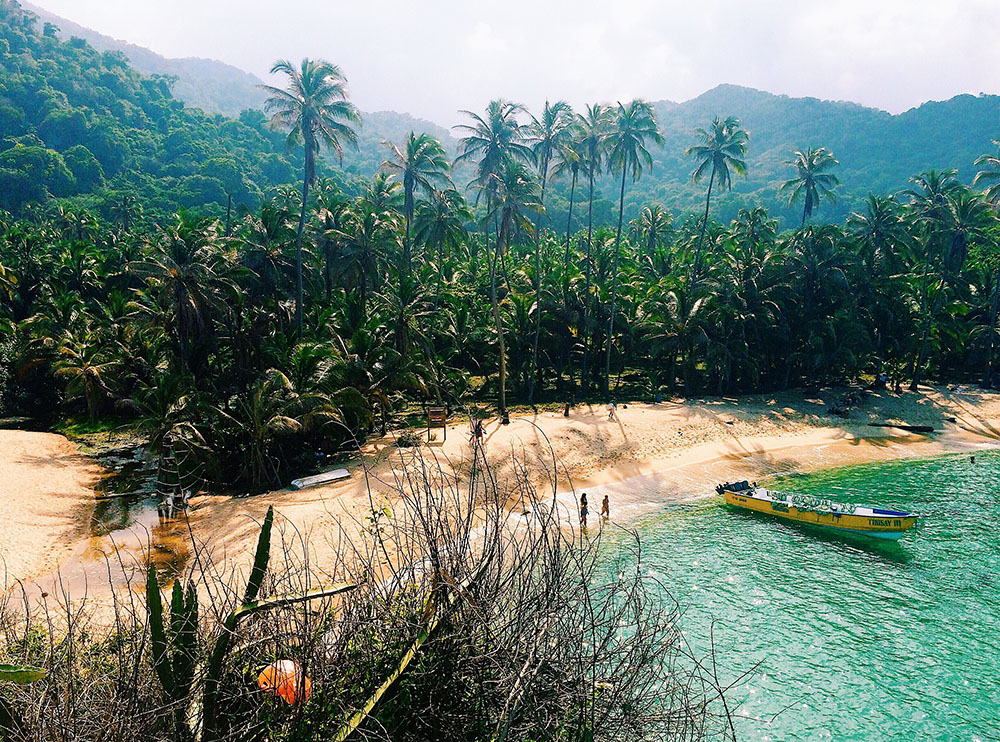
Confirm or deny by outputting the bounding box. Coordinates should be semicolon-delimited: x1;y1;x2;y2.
382;132;451;275
261;58;360;334
973;139;1000;204
552;138;584;279
490;160;540;409
635;205;671;263
576;104;610;392
525;100;573;401
602;99;663;394
340;199;399;325
313;178;348;301
780;147;840;228
685;116;749;283
413;188;471;310
904;170;966;390
455;100;533;418
213;369;304;488
454;100;534;195
54;330;118;420
132;214;230;377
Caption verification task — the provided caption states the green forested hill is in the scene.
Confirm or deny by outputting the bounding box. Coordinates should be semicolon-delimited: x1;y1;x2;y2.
539;84;1000;231
5;1;1000;230
22;1;269;115
0;1;309;215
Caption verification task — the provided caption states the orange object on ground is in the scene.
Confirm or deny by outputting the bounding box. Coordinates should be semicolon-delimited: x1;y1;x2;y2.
257;660;311;705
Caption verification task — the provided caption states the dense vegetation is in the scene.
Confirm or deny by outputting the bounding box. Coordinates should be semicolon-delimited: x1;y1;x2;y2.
0;1;309;215
4;2;1000;493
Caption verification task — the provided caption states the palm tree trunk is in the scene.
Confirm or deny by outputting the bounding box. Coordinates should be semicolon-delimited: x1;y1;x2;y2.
294;149;312;336
404;193;413;277
563;171;577;283
489;201;508;417
175;286;188;375
528;168;548;403
692;169;715;287
581;169;596;393
604;165;628;396
909;246;937;392
359;261;367;324
324;240;333;301
434;239;444;314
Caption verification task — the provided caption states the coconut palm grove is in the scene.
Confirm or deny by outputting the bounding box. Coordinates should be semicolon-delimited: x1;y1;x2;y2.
4;1;1000;739
3;2;1000;490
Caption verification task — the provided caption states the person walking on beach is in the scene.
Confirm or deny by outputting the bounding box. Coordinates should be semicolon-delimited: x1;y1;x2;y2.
601;494;609;520
607;402;617;420
580;492;589;528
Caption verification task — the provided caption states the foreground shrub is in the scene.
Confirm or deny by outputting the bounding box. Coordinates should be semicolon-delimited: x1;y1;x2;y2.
0;450;736;741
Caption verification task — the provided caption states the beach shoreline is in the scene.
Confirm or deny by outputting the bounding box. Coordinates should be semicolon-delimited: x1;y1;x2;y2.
4;386;1000;597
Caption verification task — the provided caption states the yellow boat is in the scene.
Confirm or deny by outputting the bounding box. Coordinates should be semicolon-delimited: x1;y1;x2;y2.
717;481;918;540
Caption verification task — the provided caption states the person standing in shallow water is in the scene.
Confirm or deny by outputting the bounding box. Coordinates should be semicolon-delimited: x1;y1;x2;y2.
580;493;589;528
601;494;609;520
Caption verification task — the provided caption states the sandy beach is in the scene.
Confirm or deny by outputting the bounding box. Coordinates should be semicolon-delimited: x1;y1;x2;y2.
5;386;1000;597
0;430;99;585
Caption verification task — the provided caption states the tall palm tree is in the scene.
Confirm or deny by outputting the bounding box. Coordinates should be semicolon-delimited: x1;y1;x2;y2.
261;58;360;334
526;100;573;401
455;100;533;418
780;147;840;228
382;132;451;275
973;139;1000;204
685;116;749;283
485;160;540;414
602;99;663;394
552;138;584;279
577;104;610;392
454;99;534;196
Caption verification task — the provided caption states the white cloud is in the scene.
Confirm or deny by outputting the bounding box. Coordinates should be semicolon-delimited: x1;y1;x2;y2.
465;22;508;54
27;0;1000;125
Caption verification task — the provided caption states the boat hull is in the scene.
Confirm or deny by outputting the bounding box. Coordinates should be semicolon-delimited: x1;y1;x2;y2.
723;490;917;539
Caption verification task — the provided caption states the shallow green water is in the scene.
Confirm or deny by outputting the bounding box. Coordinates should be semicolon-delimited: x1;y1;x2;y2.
610;450;1000;741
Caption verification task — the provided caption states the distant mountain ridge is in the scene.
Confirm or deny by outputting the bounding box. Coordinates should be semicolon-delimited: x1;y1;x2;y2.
22;1;269;115
624;83;1000;227
17;4;1000;228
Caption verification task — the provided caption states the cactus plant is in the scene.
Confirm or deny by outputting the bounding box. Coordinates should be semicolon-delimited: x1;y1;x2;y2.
201;505;274;737
0;666;46;684
146;569;199;705
147;568;199;739
143;506;357;741
1;664;47;737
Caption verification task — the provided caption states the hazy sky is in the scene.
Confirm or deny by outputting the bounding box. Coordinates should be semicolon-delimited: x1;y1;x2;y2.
29;0;1000;126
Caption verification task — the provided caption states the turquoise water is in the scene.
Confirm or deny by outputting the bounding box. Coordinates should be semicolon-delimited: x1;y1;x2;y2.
614;451;1000;741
